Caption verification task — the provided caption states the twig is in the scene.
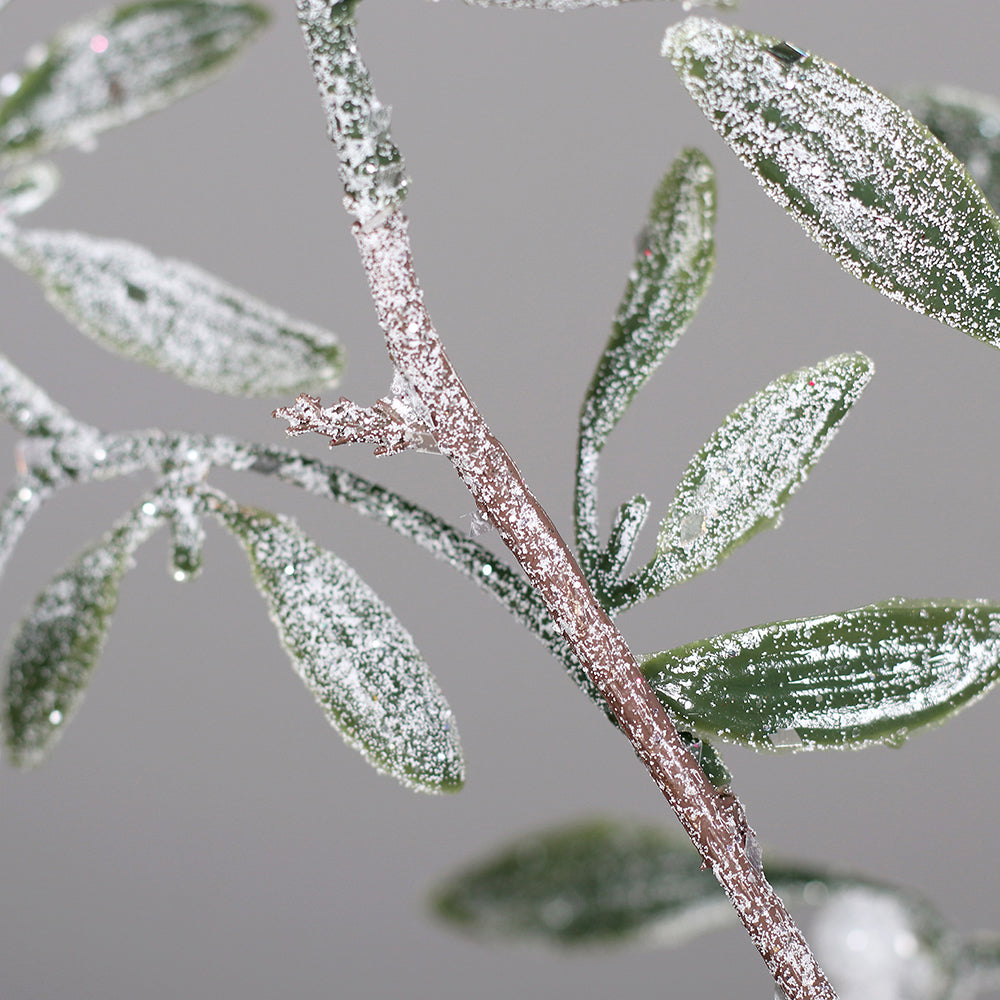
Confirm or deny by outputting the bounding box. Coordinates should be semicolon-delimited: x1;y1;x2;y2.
290;4;836;996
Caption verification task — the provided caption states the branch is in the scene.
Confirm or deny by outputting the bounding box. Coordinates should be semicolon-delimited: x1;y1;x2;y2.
291;4;836;996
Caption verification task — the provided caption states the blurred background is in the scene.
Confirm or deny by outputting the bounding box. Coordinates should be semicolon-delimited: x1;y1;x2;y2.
1;0;998;996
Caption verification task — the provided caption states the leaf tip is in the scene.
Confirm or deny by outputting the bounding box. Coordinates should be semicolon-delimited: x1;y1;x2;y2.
661;15;719;62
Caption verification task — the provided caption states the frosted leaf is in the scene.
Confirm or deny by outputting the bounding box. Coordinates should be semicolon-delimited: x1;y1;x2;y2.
434;819;734;947
900;84;1000;214
630;353;872;600
595;494;649;589
434;817;879;949
0;160;59;218
0;226;344;396
0;1;268;165
642;598;1000;751
243;445;601;706
0;350;80;437
663;18;1000;349
576;149;715;567
812;888;956;1000
296;1;407;226
218;501;464;793
3;504;160;766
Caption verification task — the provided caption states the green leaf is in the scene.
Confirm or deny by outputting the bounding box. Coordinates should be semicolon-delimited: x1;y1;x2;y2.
575;149;715;570
900;84;1000;214
642;598;1000;750
619;353;872;606
663;18;1000;349
3;506;158;767
217;501;464;793
0;226;344;397
433;818;877;948
0;0;268;164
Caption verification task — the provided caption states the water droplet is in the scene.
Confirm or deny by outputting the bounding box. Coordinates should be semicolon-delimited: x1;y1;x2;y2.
141;501;157;516
48;709;63;725
0;73;21;97
980;117;1000;139
15;407;32;426
93;447;107;462
17;486;32;502
967;151;990;183
24;44;47;70
802;880;829;907
480;563;493;577
185;448;200;463
283;563;296;576
173;569;188;583
89;35;109;54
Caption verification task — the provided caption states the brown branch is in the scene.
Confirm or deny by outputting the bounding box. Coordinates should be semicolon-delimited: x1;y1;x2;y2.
280;207;836;999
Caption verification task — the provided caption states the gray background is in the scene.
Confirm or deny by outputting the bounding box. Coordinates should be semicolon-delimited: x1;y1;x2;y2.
1;0;998;996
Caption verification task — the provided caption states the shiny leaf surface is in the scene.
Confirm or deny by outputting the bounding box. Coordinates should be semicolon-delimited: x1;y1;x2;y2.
664;18;1000;348
643;598;1000;750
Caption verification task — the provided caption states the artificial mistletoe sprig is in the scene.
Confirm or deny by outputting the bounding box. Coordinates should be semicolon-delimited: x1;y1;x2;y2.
6;1;1000;997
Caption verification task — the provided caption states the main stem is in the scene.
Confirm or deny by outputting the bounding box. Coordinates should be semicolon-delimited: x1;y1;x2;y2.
353;212;835;999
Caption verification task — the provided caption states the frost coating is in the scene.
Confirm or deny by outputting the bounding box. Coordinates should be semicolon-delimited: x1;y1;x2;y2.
642;598;1000;750
621;353;872;604
296;0;407;226
3;505;161;766
664;18;1000;348
576;149;715;577
0;226;343;396
0;1;268;164
217;500;464;793
901;84;1000;213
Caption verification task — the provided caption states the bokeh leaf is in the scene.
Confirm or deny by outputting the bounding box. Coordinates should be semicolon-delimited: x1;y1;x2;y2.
619;353;872;605
576;149;715;570
0;226;343;396
642;598;1000;750
901;84;1000;213
0;160;59;218
663;18;1000;349
433;818;874;948
3;505;158;766
0;0;268;164
218;501;464;793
